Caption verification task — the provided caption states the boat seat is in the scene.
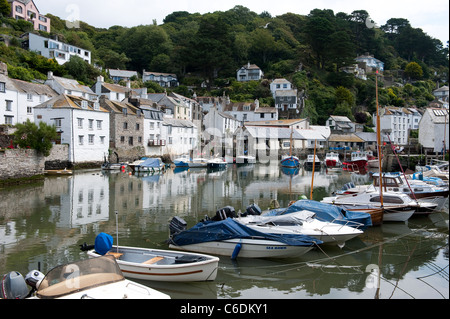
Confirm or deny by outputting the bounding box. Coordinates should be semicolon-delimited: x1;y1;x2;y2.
143;256;164;264
107;252;123;259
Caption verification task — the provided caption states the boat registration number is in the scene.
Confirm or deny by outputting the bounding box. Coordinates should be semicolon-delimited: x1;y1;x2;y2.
266;246;286;250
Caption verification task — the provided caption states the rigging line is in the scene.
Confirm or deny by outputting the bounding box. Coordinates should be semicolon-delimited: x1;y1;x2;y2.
389;242;417;299
417;277;447;299
416;264;449;280
256;227;430;279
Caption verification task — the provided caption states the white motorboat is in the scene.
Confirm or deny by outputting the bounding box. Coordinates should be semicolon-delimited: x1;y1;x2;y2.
168;217;321;259
304;154;321;170
321;190;437;221
86;245;219;282
324;152;342;170
336;173;448;211
1;255;170;299
129;157;165;173
235;210;363;246
174;156;208;168
207;157;227;169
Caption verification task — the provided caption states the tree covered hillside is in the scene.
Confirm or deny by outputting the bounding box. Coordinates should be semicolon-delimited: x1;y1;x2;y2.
1;5;448;125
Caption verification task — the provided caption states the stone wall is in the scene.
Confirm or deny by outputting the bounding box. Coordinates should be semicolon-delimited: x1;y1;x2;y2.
0;149;45;179
0;144;70;180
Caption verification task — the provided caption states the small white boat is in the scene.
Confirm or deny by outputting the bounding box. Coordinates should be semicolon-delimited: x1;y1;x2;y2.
235;211;363;246
324;152;342;170
207;158;227;169
129;157;165;173
304;154;321;170
1;255;170;299
168;217;321;259
86;245;219;282
101;162;127;170
170;238;313;259
321;190;436;222
236;155;257;165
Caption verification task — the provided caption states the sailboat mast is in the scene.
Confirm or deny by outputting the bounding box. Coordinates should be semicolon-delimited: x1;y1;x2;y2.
375;72;384;207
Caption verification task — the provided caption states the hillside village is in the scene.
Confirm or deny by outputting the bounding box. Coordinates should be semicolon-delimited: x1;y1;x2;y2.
0;0;449;176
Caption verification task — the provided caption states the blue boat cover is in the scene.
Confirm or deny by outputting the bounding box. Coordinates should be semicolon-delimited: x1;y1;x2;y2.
95;232;113;255
265;200;372;228
140;158;162;168
170;218;322;247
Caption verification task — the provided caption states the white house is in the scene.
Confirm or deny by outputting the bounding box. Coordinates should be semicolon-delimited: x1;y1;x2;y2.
107;69;138;84
141;105;165;157
23;33;92;65
45;72;96;100
92;76;130;102
34;94;110;164
418;108;449;153
237;63;264;82
355;53;384;73
373;106;421;145
1;63;57;125
142;71;178;88
161;118;198;158
222;100;278;123
326;115;356;133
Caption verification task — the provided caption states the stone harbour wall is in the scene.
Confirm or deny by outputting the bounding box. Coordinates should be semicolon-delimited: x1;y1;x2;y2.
0;145;70;180
0;148;45;180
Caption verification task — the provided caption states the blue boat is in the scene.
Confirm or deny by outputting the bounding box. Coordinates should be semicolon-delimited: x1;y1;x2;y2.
264;199;373;229
280;156;300;168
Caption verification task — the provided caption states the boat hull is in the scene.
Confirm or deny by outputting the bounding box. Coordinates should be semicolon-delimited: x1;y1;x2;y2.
170;238;313;259
281;156;300;168
87;246;219;282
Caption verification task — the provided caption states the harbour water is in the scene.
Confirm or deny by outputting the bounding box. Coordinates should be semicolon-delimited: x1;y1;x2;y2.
0;163;448;300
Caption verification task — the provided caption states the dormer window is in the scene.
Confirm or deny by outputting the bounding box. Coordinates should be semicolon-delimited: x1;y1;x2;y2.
81;101;88;109
93;102;100;110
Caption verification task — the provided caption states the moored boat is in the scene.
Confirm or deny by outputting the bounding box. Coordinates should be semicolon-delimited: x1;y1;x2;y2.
83;239;219;282
1;255;170;299
168;217;321;259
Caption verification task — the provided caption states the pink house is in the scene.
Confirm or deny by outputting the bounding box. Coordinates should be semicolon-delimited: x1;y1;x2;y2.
7;0;51;33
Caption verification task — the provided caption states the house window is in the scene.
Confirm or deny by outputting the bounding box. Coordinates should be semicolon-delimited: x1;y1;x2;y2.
100;136;105;144
0;82;5;93
15;6;23;14
260;113;265;119
123;122;128;130
96;120;102;130
27;106;33;114
136;123;140;131
88;135;94;145
78;135;84;145
120;136;125;143
77;118;83;129
128;137;133;146
6;100;13;111
89;119;94;130
4;116;13;125
150;122;154;130
55;119;62;128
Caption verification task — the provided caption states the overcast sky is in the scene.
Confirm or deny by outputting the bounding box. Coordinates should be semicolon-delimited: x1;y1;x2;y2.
37;0;449;45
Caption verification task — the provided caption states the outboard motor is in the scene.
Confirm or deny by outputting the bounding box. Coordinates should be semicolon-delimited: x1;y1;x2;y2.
245;204;262;216
0;271;29;299
212;206;236;221
25;270;45;290
169;216;188;237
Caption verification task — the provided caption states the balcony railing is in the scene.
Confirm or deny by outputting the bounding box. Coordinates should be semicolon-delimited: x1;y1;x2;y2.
148;139;166;147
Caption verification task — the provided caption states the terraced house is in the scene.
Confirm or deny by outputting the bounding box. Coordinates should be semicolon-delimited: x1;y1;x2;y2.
7;0;51;32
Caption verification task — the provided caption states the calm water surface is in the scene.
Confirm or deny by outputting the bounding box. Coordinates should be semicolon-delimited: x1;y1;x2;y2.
0;163;448;300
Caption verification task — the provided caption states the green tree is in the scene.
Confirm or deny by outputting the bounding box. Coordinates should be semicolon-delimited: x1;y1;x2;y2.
404;61;423;80
0;0;11;16
13;120;58;157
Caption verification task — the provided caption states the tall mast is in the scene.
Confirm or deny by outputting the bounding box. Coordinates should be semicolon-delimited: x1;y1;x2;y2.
375;71;384;207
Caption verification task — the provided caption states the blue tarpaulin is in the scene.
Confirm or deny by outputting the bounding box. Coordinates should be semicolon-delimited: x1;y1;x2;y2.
94;232;113;255
170;218;322;247
265;200;372;229
140;158;163;168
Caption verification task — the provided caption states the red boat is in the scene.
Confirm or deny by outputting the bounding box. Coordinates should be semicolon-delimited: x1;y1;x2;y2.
343;151;372;172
